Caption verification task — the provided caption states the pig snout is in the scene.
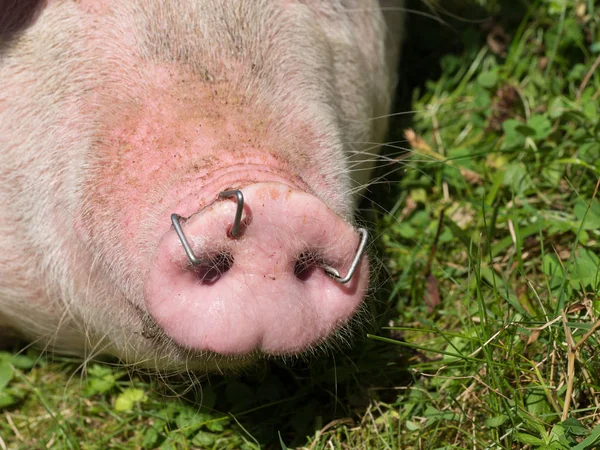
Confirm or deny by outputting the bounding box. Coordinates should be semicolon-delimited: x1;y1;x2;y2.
145;182;368;356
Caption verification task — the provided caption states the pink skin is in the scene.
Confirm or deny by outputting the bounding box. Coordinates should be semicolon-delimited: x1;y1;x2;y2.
0;0;403;369
146;182;368;356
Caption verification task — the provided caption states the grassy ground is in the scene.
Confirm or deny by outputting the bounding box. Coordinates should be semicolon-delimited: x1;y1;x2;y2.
2;0;600;448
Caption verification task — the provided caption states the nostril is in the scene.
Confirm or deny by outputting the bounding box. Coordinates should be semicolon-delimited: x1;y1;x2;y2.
191;252;234;285
294;250;322;281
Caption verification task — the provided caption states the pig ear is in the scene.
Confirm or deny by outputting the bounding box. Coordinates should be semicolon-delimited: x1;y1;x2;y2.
0;0;46;39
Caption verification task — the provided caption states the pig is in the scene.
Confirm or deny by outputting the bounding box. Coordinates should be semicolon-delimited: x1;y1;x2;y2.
0;0;404;371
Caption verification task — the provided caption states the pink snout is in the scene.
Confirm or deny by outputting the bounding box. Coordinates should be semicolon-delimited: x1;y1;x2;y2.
144;182;369;356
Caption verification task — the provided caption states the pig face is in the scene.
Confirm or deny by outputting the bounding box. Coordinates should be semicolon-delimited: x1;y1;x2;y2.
0;0;403;371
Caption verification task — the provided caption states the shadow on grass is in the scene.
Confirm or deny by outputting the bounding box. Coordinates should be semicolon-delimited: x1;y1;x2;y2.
183;345;414;448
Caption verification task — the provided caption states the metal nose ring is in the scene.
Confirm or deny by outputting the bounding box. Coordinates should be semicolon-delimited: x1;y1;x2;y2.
171;188;366;284
218;189;244;237
171;189;244;266
322;228;368;284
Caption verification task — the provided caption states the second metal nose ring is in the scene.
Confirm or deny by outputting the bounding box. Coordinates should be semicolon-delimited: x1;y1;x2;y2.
171;189;244;266
322;228;368;284
217;189;244;238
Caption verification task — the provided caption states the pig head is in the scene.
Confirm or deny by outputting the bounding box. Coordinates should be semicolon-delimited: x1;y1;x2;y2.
0;0;403;370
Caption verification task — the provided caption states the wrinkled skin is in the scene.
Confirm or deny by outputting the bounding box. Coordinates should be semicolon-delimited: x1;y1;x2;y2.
0;0;403;371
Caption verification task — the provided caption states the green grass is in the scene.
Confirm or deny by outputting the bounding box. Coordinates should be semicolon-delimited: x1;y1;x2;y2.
2;0;600;448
